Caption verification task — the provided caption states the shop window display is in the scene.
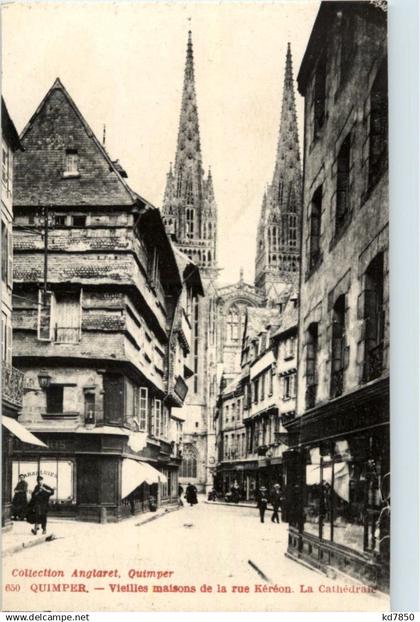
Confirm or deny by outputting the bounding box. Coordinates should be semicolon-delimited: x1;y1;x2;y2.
12;459;75;504
303;433;389;554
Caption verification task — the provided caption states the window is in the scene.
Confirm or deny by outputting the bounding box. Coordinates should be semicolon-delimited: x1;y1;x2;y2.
55;214;67;226
13;459;75;505
285;336;295;360
38;290;53;341
154;399;162;437
336;134;351;234
186;208;194;239
46;385;64;414
71;215;86;227
253;378;259;404
313;48;327;137
227;306;240;343
225;404;229;425
180;443;197;478
2;312;12;363
138;387;148;431
306;323;318;409
176;171;183;197
185;178;193;204
2;142;11;192
1;220;8;283
231;402;236;421
53;291;81;343
268;369;274;397
288;214;297;248
84;392;95;425
362;253;385;382
283;373;296;399
148;247;160;287
330;295;347;398
64;149;79;176
309;186;322;270
368;59;388;190
260;373;265;401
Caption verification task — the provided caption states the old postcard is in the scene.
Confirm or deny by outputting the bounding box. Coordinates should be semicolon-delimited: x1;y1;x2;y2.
1;0;390;612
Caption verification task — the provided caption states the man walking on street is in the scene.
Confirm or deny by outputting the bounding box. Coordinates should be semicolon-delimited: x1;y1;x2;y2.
270;483;282;523
256;485;268;523
27;476;54;535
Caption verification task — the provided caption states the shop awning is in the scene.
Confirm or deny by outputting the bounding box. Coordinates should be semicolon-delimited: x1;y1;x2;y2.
2;417;47;447
142;462;168;484
121;459;167;498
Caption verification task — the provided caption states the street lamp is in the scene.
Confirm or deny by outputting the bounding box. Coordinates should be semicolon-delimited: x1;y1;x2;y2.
37;369;52;389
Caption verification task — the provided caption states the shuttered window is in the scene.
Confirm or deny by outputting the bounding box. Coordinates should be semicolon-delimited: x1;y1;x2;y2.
138;387;148;432
368;58;388;190
336;134;351;233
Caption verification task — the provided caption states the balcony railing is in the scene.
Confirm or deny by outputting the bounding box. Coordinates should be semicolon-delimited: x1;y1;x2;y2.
330;369;344;399
2;362;24;408
364;342;384;383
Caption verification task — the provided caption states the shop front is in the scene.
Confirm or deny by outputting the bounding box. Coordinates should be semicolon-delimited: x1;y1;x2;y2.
285;378;389;592
11;429;173;522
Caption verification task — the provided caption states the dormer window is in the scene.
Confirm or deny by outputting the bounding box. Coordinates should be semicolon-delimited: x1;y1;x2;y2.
63;149;79;178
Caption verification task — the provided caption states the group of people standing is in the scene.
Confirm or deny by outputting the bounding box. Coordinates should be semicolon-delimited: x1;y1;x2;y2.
11;474;55;535
178;483;198;507
256;483;284;524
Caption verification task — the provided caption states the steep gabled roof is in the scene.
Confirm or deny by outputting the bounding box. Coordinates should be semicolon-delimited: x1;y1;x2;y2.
1;98;22;152
14;78;137;207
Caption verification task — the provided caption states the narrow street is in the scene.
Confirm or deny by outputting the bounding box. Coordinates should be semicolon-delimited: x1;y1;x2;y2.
2;500;387;612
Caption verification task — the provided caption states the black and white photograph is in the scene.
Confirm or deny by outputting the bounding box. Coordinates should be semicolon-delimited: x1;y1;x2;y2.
1;0;391;612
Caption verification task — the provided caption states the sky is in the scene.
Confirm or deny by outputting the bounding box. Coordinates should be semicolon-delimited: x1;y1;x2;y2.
1;0;319;285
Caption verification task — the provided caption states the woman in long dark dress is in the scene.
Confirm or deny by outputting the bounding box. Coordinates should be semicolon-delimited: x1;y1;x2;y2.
185;483;198;506
12;475;28;520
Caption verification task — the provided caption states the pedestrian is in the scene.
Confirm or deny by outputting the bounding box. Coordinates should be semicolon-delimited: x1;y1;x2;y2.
12;475;28;520
231;481;240;504
270;483;282;523
27;476;54;535
256;485;268;523
178;483;184;507
185;482;198;507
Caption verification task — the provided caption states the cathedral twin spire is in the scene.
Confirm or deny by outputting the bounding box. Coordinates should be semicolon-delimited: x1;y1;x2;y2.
162;31;217;272
255;43;302;302
162;34;302;292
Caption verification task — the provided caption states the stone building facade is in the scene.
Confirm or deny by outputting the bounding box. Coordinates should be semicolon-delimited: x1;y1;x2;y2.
11;79;202;522
284;1;389;590
1;98;45;528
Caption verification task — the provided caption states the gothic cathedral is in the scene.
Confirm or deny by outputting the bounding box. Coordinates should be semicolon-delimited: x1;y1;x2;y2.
162;35;302;492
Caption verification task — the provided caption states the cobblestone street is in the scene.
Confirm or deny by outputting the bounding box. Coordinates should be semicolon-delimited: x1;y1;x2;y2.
2;500;387;612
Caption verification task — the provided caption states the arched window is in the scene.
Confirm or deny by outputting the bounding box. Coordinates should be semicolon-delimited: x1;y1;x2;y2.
185;178;193;204
180;443;197;478
288;214;297;247
227;305;240;343
186;208;194;239
176;171;183;198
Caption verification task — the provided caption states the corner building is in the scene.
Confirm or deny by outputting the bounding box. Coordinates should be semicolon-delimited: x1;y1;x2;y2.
12;79;202;521
284;2;389;590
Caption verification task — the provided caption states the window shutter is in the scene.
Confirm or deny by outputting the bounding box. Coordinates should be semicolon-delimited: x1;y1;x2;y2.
6;321;12;363
7;226;13;287
38;290;53;341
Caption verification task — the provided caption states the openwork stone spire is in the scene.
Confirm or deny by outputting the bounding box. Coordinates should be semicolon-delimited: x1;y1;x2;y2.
162;31;217;272
255;43;302;303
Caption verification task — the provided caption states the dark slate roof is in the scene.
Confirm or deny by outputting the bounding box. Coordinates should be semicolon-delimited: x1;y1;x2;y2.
14;78;136;207
245;307;282;342
272;290;298;338
1;98;22;152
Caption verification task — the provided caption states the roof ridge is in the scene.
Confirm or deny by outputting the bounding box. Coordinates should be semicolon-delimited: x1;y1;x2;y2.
20;78;137;204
